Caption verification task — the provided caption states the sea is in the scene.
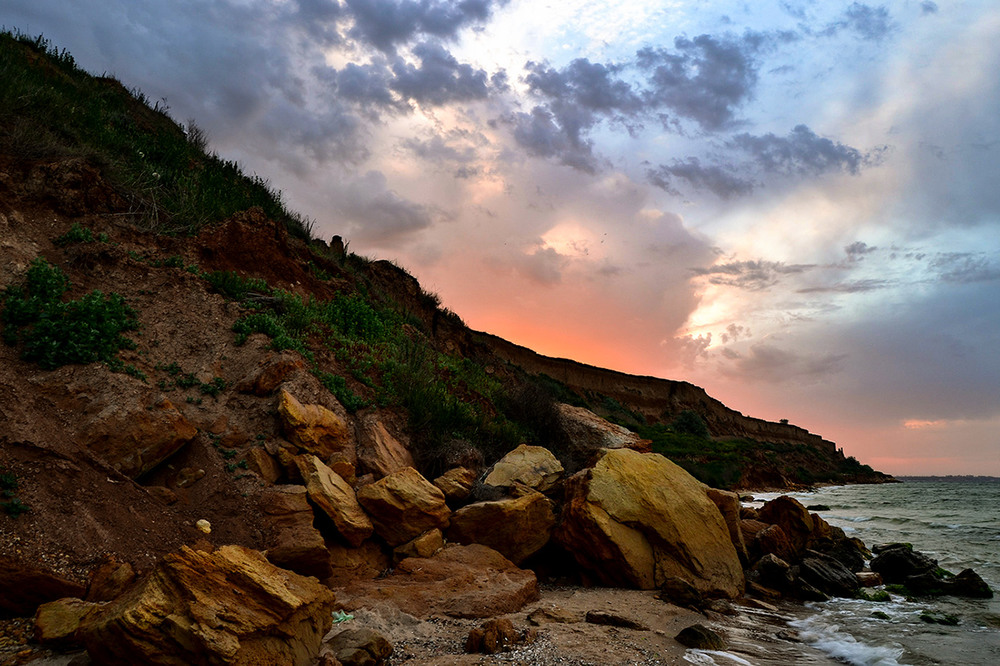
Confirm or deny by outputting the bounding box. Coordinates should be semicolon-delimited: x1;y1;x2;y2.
726;480;1000;666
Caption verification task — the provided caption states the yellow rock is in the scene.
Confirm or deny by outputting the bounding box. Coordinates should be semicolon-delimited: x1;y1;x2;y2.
277;389;350;459
356;467;450;547
296;455;373;547
484;444;563;493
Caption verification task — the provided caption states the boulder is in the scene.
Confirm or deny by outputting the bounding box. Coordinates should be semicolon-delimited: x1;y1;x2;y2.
326;541;390;587
675;624;725;650
325;627;393;666
950;569;994;598
465;618;521;654
82;397;197;478
739;518;769;546
797;553;860;598
554;403;651;465
296;455;373;547
393;528;444;564
356;415;415;479
447;491;555;564
237;352;307;396
338;544;538;619
870;544;937;583
655;577;705;611
246;447;282;484
432;466;477;502
261;485;333;580
86;557;136;603
527;607;585;625
748;553;794;593
356;467;450;547
34;598;104;647
705;487;748;565
79;545;336;666
554;449;744;597
483;444;563;493
278;389;351;460
585;610;649;631
758;524;798;563
0;556;87;615
757;496;814;558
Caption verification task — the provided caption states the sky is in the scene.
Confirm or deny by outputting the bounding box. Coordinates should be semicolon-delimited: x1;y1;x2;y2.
5;0;999;475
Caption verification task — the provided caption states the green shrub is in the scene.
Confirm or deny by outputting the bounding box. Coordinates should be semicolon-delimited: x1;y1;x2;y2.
205;271;270;301
317;372;369;413
1;258;139;369
671;410;710;437
1;497;30;518
54;222;95;246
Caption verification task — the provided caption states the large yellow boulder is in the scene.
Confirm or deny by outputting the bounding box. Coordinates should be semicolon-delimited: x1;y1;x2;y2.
277;389;351;460
295;455;373;547
447;491;556;564
484;444;563;493
555;449;744;598
79;545;336;665
356;467;450;547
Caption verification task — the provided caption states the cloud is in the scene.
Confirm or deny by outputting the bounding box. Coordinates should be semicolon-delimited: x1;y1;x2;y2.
509;106;600;173
646;158;754;198
691;259;815;290
344;0;505;53
931;252;1000;284
338;171;435;244
796;279;892;294
920;2;938;16
525;58;643;115
845;241;877;259
636;31;795;131
728;124;885;176
823;3;895;41
389;41;493;105
720;343;847;383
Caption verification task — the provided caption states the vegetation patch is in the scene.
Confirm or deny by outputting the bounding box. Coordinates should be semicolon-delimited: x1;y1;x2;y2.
0;466;29;518
1;258;139;370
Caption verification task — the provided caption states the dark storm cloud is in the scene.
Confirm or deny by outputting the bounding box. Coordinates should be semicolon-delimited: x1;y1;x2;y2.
845;241;877;259
525;59;643;115
646;158;755;198
389;41;491;105
691;260;815;290
728;125;884;175
635;31;787;132
721;344;847;383
509;107;600;173
344;0;505;52
341;170;435;243
822;3;895;41
329;61;403;112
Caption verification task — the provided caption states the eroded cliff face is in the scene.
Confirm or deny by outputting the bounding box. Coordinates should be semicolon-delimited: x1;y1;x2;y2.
479;333;837;454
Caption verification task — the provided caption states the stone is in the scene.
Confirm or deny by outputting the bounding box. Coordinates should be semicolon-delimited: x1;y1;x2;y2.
797;553;860;598
656;577;705;610
0;556;87;615
870;544;937;583
465;618;520;654
86;558;136;603
555;449;744;597
527;607;585;625
196;519;212;534
554;403;651;466
278;389;351;460
246;447;282;484
856;571;883;587
740;518;769;546
706;487;748;566
584;610;649;631
483;444;564;493
261;485;333;580
675;624;725;650
79;545;336;666
326;627;393;666
146;485;178;505
393;528;444;564
237;352;307;396
755;524;796;563
748;553;794;592
34;598;103;646
950;568;993;598
432;467;477;502
447;491;555;564
356;467;450;547
337;544;538;619
739;506;759;520
356;414;415;479
82;398;197;478
757;496;814;558
296;455;373;547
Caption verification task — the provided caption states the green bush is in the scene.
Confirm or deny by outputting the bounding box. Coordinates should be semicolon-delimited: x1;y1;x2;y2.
1;258;138;369
54;222;95;246
671;410;710;437
205;271;270;301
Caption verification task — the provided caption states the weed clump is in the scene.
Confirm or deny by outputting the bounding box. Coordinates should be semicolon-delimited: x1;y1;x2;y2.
1;258;139;370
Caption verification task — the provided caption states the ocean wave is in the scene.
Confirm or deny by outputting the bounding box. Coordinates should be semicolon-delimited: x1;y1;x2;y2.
683;650;754;665
789;616;904;666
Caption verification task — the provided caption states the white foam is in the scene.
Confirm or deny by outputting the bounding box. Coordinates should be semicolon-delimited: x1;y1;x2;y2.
789;615;904;666
683;650;754;665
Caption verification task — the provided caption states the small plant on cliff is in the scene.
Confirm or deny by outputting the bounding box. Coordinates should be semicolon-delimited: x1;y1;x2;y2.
1;258;139;369
671;410;710;438
0;467;29;518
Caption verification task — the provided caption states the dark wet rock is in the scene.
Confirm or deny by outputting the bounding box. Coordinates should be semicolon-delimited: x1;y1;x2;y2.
749;553;794;592
798;552;860;598
919;610;960;626
806;504;831;511
585;610;649;631
675;624;725;650
656;576;705;611
951;568;994;598
870;544;937;583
